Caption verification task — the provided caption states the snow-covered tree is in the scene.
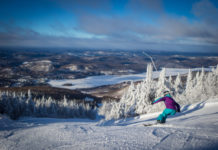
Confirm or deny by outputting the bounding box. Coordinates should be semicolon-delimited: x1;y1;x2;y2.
0;90;97;120
100;64;157;120
193;67;207;100
185;69;194;102
174;73;183;94
155;68;168;98
100;64;218;121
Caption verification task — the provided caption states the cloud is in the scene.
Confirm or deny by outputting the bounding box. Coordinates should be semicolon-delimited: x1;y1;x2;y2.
155;0;218;45
0;22;216;52
192;0;218;25
0;0;218;52
72;0;218;47
127;0;164;14
78;14;154;36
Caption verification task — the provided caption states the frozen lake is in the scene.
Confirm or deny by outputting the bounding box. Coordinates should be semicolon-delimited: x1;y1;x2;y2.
48;67;211;90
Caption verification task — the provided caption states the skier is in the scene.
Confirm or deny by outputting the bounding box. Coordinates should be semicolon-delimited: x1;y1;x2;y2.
152;91;180;124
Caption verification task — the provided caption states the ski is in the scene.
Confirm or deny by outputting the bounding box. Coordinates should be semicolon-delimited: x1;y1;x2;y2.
143;123;158;126
143;122;165;126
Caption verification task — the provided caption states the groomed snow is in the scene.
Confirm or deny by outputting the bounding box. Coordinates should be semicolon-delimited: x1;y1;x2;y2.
1;98;218;150
48;67;212;90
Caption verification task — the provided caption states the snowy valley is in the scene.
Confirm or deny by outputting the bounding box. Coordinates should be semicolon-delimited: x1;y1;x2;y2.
1;64;218;150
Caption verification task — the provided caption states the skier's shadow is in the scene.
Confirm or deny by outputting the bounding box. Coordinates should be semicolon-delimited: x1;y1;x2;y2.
179;101;206;116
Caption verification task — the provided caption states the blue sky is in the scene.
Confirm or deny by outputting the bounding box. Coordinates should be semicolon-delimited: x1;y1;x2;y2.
0;0;218;52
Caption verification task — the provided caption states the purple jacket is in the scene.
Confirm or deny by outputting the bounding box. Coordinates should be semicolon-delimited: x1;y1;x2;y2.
152;94;180;111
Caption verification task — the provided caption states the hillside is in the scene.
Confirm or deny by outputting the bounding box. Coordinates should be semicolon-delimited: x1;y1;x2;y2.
1;98;218;150
1;49;218;88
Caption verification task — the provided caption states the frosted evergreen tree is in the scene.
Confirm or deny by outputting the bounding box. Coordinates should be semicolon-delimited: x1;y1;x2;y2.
50;99;57;116
185;69;194;102
45;97;52;115
0;90;97;119
39;96;47;116
101;64;157;120
205;65;218;97
12;92;16;98
34;97;41;116
104;74;135;119
146;63;153;83
186;69;193;89
174;73;183;94
168;75;173;85
24;89;35;116
136;64;155;114
28;89;32;99
98;100;114;119
69;100;78;117
155;68;169;98
198;67;206;97
189;67;207;101
195;71;200;83
213;64;218;75
216;64;218;74
205;71;216;96
121;81;136;117
200;67;205;78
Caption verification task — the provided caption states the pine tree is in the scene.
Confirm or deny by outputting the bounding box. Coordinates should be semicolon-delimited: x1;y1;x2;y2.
101;64;156;120
189;67;207;102
146;63;153;83
174;73;183;94
185;69;193;95
168;75;173;84
215;64;218;75
45;97;52;115
155;68;168;98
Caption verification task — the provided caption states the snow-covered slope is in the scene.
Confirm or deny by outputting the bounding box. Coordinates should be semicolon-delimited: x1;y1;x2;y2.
1;98;218;150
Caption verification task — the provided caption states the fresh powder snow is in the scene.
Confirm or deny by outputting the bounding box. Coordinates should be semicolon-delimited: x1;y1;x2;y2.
0;98;218;150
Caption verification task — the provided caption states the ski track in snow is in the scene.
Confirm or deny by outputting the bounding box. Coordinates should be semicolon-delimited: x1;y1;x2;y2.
1;98;218;150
